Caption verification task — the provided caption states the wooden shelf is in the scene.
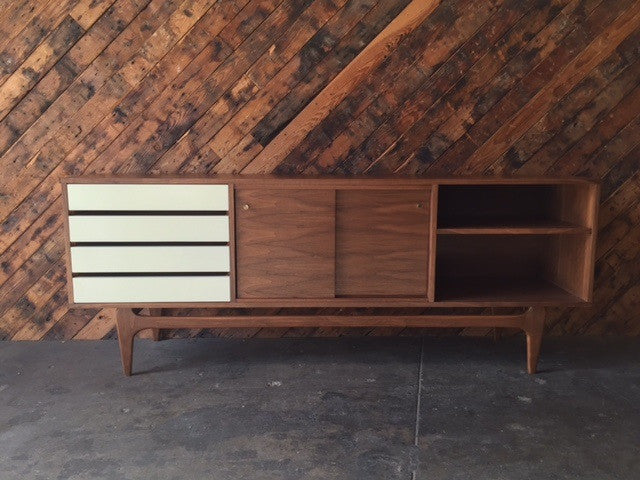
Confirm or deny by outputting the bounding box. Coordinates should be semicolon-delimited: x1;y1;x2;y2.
437;221;591;235
435;277;585;304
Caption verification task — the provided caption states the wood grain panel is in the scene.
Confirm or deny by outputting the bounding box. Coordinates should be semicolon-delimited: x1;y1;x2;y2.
0;0;637;339
336;189;430;297
235;189;335;299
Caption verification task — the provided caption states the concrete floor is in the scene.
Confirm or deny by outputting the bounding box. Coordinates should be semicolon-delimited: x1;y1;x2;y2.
0;336;638;480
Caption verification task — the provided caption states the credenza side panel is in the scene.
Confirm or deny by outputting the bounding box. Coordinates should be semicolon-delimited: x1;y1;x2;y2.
235;188;336;299
335;188;431;297
546;182;600;301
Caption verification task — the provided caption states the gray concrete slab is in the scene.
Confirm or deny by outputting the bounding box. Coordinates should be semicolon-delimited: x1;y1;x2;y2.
0;337;638;479
416;338;640;480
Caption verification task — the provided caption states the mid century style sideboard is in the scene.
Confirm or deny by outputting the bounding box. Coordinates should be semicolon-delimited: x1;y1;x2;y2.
61;177;599;375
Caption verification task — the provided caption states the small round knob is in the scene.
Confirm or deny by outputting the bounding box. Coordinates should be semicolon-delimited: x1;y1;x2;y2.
242;204;250;211
417;203;424;209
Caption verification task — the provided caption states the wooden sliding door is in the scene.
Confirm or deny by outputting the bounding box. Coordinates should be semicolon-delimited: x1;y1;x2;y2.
235;189;335;298
335;189;431;297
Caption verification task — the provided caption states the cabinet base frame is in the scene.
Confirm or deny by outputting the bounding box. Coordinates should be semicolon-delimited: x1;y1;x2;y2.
115;307;545;376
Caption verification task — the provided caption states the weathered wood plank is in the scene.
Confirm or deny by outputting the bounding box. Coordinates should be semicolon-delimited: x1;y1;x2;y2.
0;0;76;83
546;91;640;176
0;0;180;186
397;0;607;175
0;231;65;340
72;309;117;340
96;0;300;175
70;0;118;30
214;0;412;173
153;0;350;173
0;16;85;120
360;0;564;175
282;0;506;174
487;30;640;175
0;1;47;53
598;169;640;229
241;0;441;173
0;0;152;154
456;0;640;174
7;270;66;340
516;71;640;176
10;288;71;341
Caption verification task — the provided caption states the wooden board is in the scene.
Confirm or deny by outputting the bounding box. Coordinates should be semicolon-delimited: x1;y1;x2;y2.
336;189;430;296
234;188;335;299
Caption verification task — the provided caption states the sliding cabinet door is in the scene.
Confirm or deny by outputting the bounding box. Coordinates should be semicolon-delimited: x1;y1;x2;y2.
235;189;335;298
336;189;431;297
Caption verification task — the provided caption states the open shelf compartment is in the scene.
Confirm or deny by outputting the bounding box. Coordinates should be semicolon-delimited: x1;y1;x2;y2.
434;234;592;304
437;184;594;233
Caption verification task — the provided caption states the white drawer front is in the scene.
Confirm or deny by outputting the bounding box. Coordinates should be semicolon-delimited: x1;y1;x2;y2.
70;246;230;273
68;215;229;242
73;276;231;303
67;184;229;211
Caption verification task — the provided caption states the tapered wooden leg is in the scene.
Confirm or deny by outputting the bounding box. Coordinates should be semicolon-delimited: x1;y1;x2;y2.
116;308;137;376
493;327;502;342
149;309;162;341
490;309;501;342
523;307;545;374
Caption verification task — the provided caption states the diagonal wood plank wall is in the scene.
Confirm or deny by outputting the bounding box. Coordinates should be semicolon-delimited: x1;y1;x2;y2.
0;0;638;341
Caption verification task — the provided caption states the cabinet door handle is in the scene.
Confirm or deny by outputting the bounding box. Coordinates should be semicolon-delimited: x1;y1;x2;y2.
242;204;250;211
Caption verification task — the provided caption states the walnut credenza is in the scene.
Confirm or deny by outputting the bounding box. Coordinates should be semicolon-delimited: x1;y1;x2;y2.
62;177;599;375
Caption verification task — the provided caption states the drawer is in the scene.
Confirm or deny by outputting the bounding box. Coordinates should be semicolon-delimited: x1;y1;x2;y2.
72;275;231;303
70;246;230;273
66;184;229;211
68;215;229;242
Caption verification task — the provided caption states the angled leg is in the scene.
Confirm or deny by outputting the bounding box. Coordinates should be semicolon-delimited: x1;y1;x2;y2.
523;307;545;374
490;308;502;342
493;327;502;342
149;308;163;341
115;308;138;376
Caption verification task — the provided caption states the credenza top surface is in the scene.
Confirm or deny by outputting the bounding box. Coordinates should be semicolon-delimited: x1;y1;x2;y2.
61;176;598;187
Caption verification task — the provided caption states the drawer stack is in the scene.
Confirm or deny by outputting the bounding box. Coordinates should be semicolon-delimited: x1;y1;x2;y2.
65;184;231;303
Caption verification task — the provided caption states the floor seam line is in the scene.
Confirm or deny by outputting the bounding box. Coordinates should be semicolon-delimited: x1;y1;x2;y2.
411;337;425;480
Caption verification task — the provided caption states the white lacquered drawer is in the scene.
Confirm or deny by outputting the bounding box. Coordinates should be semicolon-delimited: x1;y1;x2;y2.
68;215;229;242
67;184;229;211
70;246;230;273
72;275;231;303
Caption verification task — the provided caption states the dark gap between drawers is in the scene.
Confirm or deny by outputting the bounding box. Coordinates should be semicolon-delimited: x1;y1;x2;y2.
72;272;230;277
70;242;229;247
68;210;229;216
